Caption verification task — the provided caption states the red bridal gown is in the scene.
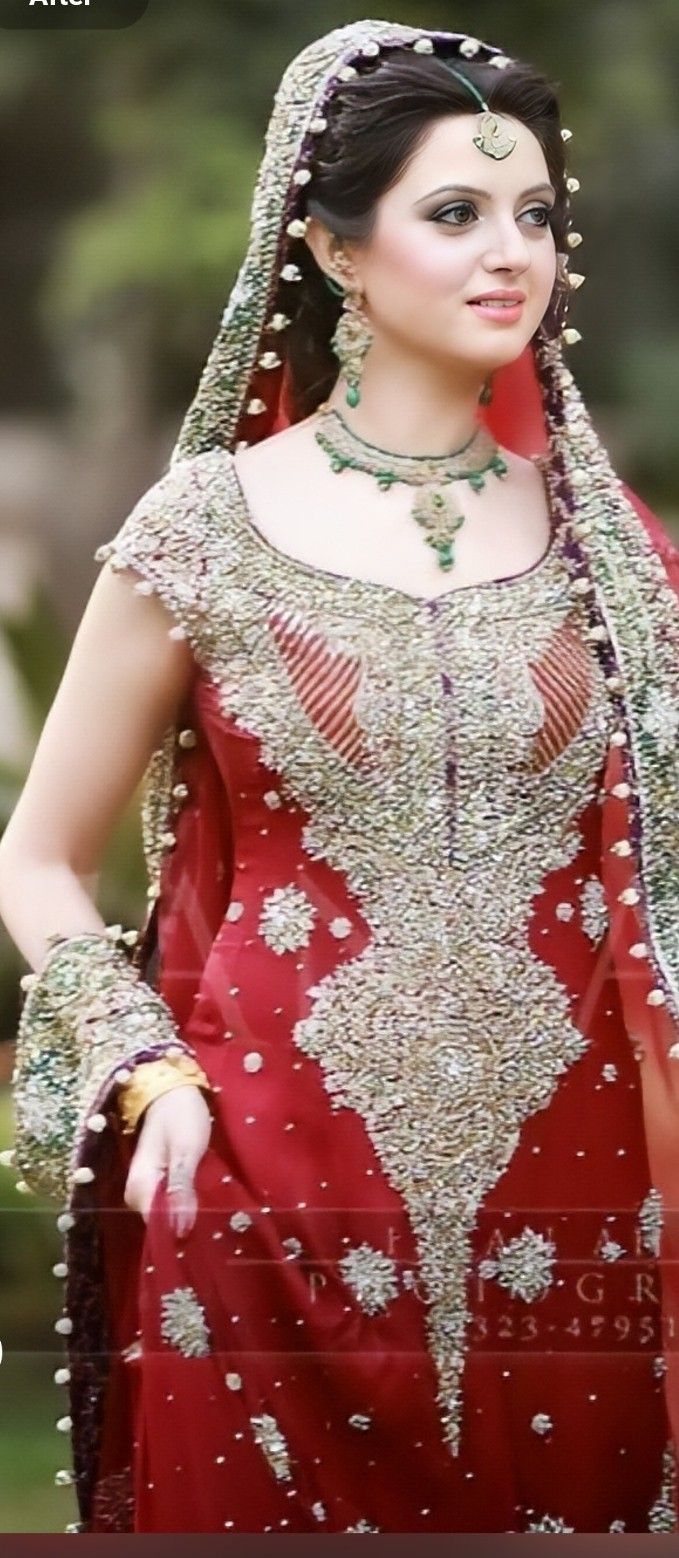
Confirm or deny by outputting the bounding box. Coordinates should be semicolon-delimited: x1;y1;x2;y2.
88;450;677;1534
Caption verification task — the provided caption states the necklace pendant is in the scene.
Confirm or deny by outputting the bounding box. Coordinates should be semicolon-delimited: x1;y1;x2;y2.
411;486;465;571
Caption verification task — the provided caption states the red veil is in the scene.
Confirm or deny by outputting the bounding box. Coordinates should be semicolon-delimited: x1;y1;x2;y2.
15;18;679;1533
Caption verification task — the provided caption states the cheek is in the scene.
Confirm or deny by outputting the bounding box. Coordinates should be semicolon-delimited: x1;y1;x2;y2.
366;223;468;305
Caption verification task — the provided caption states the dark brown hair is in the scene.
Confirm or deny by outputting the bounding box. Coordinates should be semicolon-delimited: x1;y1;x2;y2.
282;49;572;419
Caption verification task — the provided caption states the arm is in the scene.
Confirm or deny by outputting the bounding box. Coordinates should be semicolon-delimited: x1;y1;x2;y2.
0;558;194;969
1;557;212;1206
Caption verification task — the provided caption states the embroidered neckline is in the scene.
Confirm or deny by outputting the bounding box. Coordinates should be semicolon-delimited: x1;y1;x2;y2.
229;451;559;610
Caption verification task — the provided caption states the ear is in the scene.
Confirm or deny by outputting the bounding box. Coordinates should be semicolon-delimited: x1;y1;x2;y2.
304;218;360;291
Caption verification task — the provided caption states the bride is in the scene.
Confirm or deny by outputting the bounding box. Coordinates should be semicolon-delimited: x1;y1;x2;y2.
1;17;678;1535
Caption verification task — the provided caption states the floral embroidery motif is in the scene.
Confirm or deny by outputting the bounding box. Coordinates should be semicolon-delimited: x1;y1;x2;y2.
348;1412;372;1432
601;1062;618;1083
580;874;608;944
531;1413;553;1436
478;1227;557;1303
346;1518;381;1532
258;883;317;954
159;1286;211;1358
338;1242;400;1315
249;1411;293;1481
609;1520;626;1533
638;1186;663;1259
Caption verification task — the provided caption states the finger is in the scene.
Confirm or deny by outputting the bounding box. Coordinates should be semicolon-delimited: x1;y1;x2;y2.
165;1154;199;1239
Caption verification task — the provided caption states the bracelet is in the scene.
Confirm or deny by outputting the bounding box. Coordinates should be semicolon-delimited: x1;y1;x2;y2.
117;1054;212;1135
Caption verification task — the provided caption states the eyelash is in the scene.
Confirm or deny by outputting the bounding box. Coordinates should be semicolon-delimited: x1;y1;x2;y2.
432;201;553;229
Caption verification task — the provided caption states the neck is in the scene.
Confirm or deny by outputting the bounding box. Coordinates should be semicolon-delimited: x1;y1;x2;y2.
323;341;489;457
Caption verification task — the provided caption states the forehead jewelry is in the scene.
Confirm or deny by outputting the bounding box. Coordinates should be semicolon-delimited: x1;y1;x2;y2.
444;65;517;159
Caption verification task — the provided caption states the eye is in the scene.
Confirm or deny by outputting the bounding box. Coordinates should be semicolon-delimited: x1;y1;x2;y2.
431;201;553;229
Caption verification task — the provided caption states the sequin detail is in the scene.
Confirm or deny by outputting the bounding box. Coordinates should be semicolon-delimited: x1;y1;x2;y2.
249;1411;293;1481
638;1186;664;1259
258;883;317;954
159;1286;211;1358
477;1227;558;1303
338;1242;401;1315
647;1442;678;1531
580;873;608;944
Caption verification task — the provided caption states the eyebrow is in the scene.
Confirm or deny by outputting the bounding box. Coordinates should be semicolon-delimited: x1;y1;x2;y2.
416;183;557;204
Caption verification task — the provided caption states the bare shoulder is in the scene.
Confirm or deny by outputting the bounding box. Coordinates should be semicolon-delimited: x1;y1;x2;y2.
235;418;315;472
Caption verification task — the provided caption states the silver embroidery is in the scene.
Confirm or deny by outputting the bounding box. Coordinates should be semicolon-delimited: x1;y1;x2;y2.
258;883;317;954
159;1286;211;1358
580;873;608;944
531;1413;553;1436
338;1242;400;1315
346;1519;381;1532
638;1186;663;1259
526;1515;575;1533
647;1441;678;1531
249;1411;293;1481
478;1227;557;1303
640;686;679;758
595;1230;626;1261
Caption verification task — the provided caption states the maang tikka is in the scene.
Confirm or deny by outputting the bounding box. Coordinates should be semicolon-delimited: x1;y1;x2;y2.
325;64;518;408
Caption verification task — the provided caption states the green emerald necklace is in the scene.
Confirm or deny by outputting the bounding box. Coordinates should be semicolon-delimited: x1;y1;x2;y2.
313;400;509;573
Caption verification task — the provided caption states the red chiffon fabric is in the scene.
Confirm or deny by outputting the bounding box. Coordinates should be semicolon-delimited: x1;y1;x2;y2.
83;343;679;1533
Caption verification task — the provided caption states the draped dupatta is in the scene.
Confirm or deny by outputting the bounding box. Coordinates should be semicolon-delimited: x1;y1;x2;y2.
37;15;679;1528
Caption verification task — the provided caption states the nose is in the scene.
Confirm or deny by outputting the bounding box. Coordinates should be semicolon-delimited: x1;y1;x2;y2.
481;215;531;276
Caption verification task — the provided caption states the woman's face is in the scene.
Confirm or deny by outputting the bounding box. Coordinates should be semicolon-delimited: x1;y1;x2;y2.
337;112;558;377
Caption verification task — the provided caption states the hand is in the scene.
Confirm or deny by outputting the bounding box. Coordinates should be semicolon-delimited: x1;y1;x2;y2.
123;1083;212;1238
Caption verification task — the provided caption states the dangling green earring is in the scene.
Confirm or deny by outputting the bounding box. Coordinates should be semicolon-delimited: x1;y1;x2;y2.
325;271;373;409
479;377;493;406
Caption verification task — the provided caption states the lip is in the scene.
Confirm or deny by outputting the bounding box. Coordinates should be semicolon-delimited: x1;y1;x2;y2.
468;289;526;303
467;298;525;322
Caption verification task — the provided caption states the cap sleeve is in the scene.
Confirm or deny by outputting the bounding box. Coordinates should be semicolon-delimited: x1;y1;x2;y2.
93;450;231;651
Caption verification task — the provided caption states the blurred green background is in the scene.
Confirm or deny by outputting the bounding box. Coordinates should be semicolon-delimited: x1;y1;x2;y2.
0;0;677;1532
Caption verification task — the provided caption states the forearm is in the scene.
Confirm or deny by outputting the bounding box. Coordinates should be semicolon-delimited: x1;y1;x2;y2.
0;852;107;972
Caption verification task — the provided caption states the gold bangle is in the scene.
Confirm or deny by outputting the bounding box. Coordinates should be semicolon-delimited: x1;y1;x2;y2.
117;1054;212;1135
